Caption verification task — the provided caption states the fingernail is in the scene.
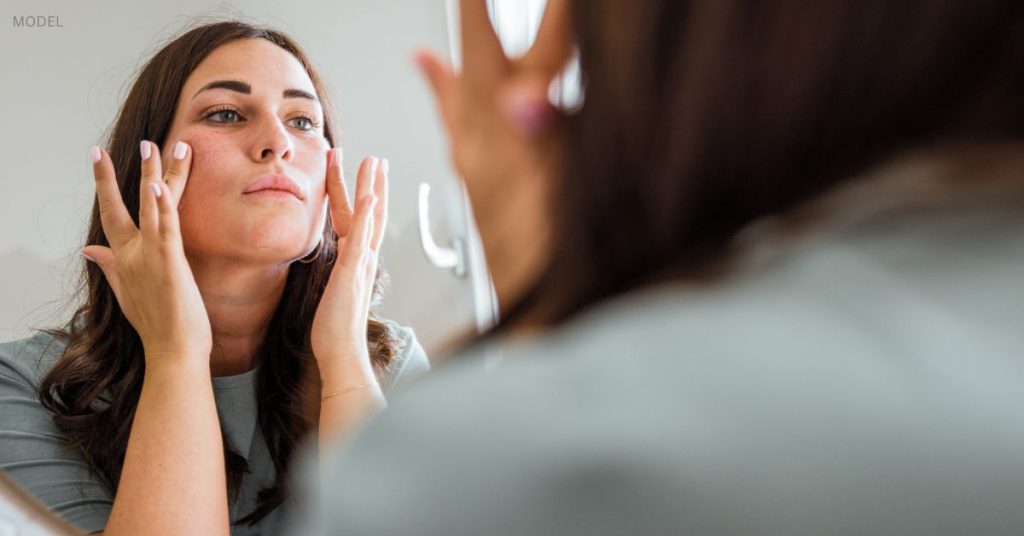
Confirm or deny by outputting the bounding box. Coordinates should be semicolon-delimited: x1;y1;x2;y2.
149;181;162;198
82;251;95;263
412;52;431;74
173;141;187;160
381;158;390;176
140;140;152;160
89;146;101;163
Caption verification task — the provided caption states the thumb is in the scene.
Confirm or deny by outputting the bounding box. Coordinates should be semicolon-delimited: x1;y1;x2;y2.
82;246;122;297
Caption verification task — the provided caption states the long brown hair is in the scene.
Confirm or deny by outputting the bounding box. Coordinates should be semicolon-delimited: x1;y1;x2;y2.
511;0;1024;326
37;21;398;525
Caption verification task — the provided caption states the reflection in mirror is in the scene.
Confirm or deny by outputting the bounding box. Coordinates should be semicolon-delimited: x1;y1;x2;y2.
0;3;467;534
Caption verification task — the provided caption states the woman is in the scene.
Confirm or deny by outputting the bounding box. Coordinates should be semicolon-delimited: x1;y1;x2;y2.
295;0;1024;535
0;21;428;536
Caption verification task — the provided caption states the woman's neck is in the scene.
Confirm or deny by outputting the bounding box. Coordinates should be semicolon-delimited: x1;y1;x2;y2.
188;257;290;377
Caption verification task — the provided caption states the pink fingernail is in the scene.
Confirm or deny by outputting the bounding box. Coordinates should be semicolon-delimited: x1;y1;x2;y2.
82;251;95;263
149;181;162;198
173;141;187;160
90;146;101;163
140;140;152;160
412;52;431;74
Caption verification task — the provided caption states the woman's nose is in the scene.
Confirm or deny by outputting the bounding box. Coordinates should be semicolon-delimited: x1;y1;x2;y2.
252;117;293;162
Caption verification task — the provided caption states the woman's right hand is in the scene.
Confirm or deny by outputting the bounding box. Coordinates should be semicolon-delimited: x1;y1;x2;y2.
83;141;212;364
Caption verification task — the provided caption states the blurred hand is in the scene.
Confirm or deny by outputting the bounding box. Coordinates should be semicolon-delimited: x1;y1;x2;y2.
413;0;573;308
84;141;213;364
414;0;572;191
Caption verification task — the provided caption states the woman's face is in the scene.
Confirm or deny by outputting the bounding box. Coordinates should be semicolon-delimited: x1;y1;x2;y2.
161;38;330;265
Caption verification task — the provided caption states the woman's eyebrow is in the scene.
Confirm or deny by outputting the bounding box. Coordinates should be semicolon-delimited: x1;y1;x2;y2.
192;80;319;102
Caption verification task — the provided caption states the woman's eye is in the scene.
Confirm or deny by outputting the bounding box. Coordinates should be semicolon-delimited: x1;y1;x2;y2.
288;116;315;131
206;109;240;123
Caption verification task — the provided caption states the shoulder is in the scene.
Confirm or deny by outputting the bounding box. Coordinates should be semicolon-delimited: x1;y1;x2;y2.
305;278;1024;535
376;320;430;395
0;330;113;534
0;330;67;392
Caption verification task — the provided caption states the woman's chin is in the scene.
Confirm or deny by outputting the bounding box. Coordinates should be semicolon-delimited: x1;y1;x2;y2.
186;237;317;266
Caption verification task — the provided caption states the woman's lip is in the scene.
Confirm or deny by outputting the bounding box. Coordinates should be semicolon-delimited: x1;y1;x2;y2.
243;173;306;200
246;188;302;199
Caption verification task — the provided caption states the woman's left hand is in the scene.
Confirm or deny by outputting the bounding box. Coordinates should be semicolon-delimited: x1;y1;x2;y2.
310;149;388;396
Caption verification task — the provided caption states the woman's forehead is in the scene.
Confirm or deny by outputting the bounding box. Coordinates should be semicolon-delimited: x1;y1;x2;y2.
183;38;318;99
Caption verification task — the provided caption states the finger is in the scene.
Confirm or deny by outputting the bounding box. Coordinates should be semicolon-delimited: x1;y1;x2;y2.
91;146;136;249
154;180;182;246
81;246;123;298
370;159;389;252
354;156;378;210
138;141;162;241
458;0;507;82
520;0;573;77
339;195;376;268
163;140;193;204
326;147;354;237
412;51;457;132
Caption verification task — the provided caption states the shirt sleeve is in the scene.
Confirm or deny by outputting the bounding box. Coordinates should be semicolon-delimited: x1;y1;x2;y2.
378;322;430;396
0;335;113;534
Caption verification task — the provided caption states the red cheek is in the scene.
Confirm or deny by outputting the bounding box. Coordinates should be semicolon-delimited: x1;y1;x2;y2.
188;132;243;175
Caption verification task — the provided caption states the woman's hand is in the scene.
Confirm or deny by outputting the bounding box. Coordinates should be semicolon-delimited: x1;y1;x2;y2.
412;0;573;308
413;0;571;191
310;149;388;394
83;141;212;364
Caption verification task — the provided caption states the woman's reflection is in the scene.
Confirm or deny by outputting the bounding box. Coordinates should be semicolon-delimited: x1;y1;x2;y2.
0;21;428;536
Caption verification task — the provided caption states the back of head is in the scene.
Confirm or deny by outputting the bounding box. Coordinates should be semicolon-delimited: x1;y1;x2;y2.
531;0;1024;323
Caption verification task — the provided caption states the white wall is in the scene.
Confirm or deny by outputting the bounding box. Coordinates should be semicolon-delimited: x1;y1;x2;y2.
0;0;485;357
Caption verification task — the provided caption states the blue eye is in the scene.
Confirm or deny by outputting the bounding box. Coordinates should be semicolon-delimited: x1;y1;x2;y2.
206;108;241;123
288;115;321;132
289;117;312;130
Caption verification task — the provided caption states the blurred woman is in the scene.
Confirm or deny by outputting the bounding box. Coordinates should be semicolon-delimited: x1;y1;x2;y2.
296;1;1024;534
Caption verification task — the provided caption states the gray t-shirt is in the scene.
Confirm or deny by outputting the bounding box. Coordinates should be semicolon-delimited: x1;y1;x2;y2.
292;198;1024;535
0;321;429;535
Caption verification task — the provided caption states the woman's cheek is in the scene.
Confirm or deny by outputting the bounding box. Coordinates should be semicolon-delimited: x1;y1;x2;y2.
297;135;330;172
174;131;238;211
185;131;232;180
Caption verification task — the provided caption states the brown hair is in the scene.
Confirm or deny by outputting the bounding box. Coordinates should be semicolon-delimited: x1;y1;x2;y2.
37;21;398;525
512;0;1024;326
